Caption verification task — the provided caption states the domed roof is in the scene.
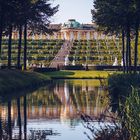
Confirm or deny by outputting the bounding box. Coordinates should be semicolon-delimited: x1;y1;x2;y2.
63;19;81;28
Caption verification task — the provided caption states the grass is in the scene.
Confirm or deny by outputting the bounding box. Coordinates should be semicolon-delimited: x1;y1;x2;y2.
65;79;103;87
0;69;114;95
44;70;114;79
0;70;50;94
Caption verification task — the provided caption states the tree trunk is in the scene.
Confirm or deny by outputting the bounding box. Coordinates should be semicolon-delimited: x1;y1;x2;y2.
17;25;22;69
24;23;27;70
126;33;128;73
128;29;131;69
8;25;13;69
0;12;3;63
126;23;131;73
0;22;3;61
122;29;125;73
134;20;139;74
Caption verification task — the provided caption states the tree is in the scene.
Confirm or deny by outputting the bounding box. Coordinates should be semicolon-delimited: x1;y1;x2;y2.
22;0;59;70
0;0;7;61
16;0;25;69
133;0;140;73
0;0;58;70
2;0;18;69
6;0;17;69
92;0;138;73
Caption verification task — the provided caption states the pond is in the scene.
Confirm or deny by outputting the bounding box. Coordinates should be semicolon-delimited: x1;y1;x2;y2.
0;79;108;140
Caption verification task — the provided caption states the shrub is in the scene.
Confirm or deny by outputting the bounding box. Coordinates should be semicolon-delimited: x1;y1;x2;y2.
119;88;140;140
108;74;140;112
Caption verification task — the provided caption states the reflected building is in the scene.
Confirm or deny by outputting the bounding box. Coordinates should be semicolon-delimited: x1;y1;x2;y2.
0;80;108;139
0;80;108;120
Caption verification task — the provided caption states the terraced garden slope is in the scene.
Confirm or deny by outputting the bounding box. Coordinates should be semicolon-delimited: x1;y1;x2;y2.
1;39;64;67
68;39;139;66
1;39;140;67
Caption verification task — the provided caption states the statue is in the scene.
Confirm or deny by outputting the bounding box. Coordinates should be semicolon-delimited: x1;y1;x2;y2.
72;57;75;66
121;59;123;66
26;60;29;67
121;58;126;66
113;57;118;66
72;60;75;66
65;55;69;66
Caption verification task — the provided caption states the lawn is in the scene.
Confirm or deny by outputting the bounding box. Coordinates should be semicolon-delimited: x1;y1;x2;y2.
0;70;50;94
44;70;115;79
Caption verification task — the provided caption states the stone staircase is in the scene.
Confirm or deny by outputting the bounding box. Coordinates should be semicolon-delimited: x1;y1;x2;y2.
49;40;73;68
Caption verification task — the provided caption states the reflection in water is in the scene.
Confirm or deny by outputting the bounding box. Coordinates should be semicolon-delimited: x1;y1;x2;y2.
8;101;12;140
0;80;108;140
24;96;27;140
17;98;22;140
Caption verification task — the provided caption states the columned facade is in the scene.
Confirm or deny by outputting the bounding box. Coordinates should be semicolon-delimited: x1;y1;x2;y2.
60;29;96;40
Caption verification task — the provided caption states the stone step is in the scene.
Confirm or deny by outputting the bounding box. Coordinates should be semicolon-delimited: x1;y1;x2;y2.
49;41;73;68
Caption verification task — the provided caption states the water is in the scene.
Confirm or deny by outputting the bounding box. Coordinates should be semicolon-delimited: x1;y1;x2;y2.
0;79;108;140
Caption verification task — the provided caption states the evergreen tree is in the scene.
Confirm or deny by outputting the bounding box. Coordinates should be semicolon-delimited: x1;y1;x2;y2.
92;0;139;73
22;0;58;70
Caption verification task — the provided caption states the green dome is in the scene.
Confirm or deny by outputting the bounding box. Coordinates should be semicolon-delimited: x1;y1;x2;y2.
63;19;81;28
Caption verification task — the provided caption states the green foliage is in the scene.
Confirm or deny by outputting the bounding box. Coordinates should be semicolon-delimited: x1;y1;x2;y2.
0;0;59;69
44;70;111;79
0;70;50;94
92;0;140;73
108;73;140;112
108;73;140;138
119;88;140;140
1;39;63;66
70;39;123;65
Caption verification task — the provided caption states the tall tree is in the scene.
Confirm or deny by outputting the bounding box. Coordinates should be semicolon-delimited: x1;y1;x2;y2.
16;0;25;69
8;25;13;69
24;22;27;70
0;0;58;69
0;0;7;61
6;0;17;69
17;25;22;69
92;0;136;73
134;0;140;73
22;0;59;70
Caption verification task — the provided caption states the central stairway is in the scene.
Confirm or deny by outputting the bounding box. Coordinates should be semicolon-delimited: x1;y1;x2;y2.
49;40;73;68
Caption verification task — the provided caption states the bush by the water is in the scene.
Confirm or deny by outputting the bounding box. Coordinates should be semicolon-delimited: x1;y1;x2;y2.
108;74;140;112
108;74;140;140
119;88;140;140
82;86;140;140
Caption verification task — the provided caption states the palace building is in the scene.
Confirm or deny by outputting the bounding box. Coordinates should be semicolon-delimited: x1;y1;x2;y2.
60;19;97;40
11;19;110;40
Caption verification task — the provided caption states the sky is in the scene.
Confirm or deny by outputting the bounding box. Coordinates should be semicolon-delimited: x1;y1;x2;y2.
51;0;93;24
